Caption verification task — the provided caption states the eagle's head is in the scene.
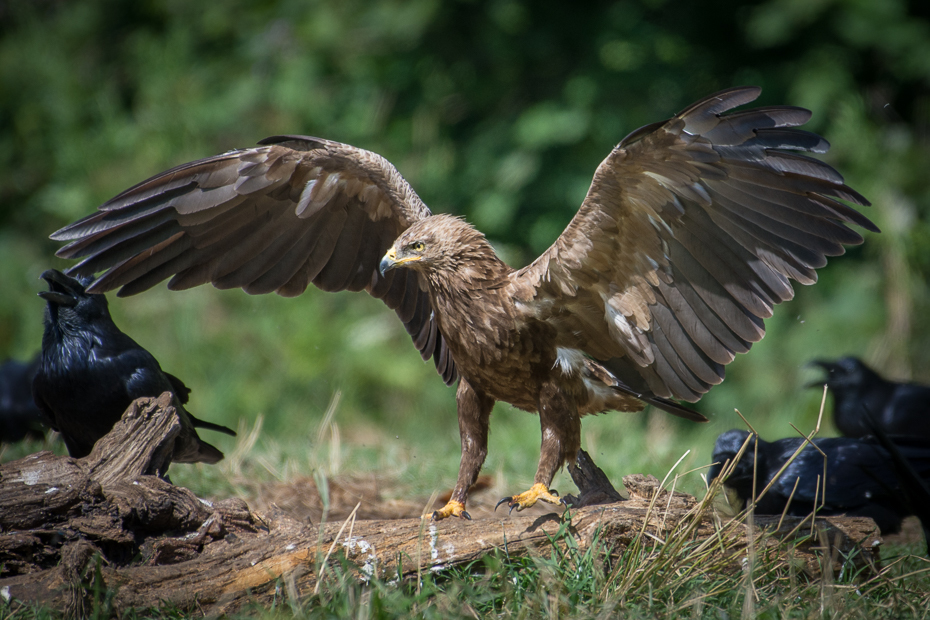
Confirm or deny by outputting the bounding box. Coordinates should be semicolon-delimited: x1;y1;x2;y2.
379;214;506;285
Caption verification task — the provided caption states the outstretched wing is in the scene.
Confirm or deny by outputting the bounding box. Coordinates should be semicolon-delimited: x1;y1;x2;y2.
52;136;457;384
516;87;876;403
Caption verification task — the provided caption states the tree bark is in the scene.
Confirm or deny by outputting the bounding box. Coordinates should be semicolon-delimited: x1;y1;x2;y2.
0;395;882;616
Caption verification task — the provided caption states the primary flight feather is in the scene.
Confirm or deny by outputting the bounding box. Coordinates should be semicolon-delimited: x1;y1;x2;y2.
52;87;876;519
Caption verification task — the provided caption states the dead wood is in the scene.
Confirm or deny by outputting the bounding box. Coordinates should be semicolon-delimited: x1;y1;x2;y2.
0;395;884;616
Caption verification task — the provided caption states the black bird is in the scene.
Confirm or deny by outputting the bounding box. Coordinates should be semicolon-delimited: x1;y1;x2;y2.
808;357;930;439
33;269;235;463
0;355;45;442
862;415;930;553
708;429;930;536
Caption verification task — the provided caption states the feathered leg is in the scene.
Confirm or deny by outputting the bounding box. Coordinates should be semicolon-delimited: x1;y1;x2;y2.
497;381;581;512
430;378;494;520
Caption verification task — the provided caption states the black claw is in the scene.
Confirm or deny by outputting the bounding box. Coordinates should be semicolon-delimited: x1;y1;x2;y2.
509;504;516;515
431;510;440;520
461;510;472;520
495;497;512;512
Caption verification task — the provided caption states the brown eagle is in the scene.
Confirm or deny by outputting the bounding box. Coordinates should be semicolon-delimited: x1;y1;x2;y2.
52;87;875;519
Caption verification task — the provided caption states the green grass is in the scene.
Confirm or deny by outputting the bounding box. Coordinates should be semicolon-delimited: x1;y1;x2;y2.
5;401;930;619
4;479;930;619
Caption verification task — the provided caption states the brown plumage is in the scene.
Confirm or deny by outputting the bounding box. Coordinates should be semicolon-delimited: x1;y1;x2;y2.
52;87;876;518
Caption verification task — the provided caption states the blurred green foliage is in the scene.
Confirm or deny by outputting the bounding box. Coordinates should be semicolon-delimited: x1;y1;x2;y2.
2;0;930;495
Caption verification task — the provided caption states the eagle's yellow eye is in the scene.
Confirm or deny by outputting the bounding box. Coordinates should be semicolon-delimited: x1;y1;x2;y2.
411;241;425;252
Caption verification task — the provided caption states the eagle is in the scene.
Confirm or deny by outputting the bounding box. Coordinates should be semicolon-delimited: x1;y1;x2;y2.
51;87;876;520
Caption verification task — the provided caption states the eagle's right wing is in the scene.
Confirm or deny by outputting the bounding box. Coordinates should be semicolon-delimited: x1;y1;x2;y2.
53;136;457;384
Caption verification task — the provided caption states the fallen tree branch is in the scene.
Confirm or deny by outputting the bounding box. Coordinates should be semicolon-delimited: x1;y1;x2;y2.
0;396;883;616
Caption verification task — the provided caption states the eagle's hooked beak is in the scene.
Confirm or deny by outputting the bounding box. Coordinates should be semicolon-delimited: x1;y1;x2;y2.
379;247;422;276
379;248;398;276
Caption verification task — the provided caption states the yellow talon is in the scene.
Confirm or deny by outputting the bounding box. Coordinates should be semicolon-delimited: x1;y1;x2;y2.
428;499;471;521
495;483;562;514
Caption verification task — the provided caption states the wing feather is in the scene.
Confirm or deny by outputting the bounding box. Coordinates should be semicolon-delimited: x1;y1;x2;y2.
663;267;752;355
705;189;826;278
248;207;346;296
395;271;423;325
516;87;874;403
650;299;724;388
412;295;439;356
667;237;766;341
711;179;862;246
654;278;736;365
66;216;185;275
91;233;193;295
213;212;319;293
649;323;704;400
700;107;812;144
682;205;793;304
52;136;457;385
673;222;774;318
314;196;367;292
346;217;384;292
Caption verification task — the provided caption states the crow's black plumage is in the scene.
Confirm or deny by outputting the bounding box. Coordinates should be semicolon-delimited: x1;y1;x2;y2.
32;269;235;463
0;355;45;442
708;429;930;535
808;357;930;439
862;415;930;553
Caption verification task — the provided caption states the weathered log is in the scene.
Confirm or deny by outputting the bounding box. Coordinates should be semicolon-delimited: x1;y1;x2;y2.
1;489;881;615
0;395;883;616
0;394;261;576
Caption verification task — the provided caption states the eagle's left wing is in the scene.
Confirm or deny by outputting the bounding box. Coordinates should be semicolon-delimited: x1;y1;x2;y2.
516;87;876;403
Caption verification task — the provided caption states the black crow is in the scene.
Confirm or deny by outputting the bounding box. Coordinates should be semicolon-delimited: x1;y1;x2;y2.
0;355;45;442
808;357;930;439
862;415;930;553
33;269;235;463
708;429;930;536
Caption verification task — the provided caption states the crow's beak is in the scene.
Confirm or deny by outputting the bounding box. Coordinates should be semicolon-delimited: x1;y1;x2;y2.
804;359;836;388
38;270;80;307
379;248;397;276
38;290;77;306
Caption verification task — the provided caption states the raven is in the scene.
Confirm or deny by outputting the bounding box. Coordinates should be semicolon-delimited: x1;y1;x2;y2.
708;429;930;536
862;415;930;553
33;269;235;463
0;355;45;442
808;357;930;439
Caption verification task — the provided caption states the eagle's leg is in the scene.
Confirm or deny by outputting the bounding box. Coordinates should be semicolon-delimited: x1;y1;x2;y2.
497;381;580;513
430;379;494;521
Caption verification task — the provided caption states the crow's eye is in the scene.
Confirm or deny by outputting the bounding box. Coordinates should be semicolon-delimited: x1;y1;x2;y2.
410;241;425;252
